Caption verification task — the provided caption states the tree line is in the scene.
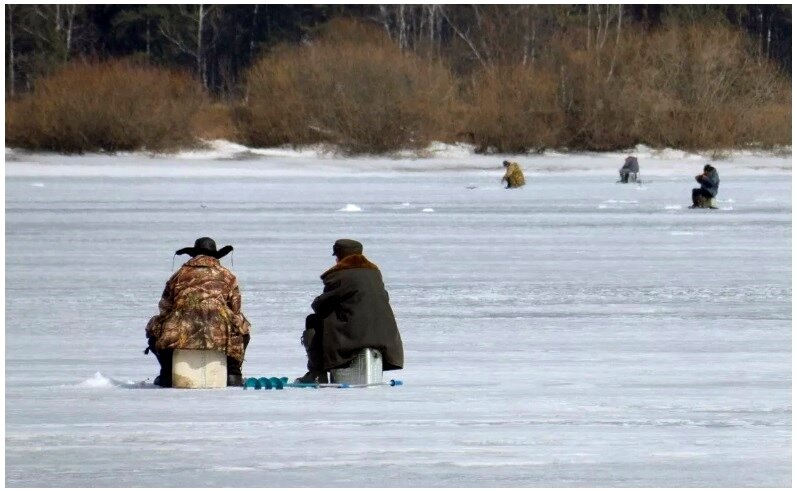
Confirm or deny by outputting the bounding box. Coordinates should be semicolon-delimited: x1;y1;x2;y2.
5;5;791;154
5;4;792;97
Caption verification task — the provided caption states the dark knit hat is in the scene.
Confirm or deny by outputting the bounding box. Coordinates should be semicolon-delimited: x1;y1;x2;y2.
503;160;511;167
176;237;233;259
332;239;363;258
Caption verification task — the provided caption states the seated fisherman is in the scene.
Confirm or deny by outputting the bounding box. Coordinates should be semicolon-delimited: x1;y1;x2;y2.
501;160;526;189
619;155;639;183
145;237;251;387
296;239;404;384
690;164;720;209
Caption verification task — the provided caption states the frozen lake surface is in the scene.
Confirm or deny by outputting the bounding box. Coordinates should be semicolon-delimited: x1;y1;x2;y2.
5;146;792;486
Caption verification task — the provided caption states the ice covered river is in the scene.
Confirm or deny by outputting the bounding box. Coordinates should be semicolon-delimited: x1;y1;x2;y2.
5;148;791;486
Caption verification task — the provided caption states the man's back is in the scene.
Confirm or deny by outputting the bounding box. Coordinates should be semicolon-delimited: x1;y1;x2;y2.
503;162;526;188
311;254;403;371
149;255;249;356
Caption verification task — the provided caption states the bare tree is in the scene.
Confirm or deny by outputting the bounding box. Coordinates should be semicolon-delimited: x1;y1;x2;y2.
378;5;392;39
249;5;258;61
159;4;215;87
18;5;83;62
587;4;592;51
7;4;15;97
607;5;623;80
439;6;489;69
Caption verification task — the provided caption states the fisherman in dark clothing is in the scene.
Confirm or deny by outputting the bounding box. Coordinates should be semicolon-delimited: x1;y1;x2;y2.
619;155;639;183
296;239;404;384
690;164;720;209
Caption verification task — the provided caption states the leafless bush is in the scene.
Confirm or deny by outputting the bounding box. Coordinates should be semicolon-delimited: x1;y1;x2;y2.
464;65;564;153
236;18;458;154
6;59;205;153
628;24;790;149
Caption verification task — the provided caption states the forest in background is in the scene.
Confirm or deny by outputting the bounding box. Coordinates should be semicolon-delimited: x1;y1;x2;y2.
5;4;793;154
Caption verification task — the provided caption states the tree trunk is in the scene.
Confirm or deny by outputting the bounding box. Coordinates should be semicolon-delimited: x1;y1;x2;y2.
766;10;772;58
146;19;151;60
522;5;530;65
8;5;15;97
758;7;764;58
607;5;622;81
398;4;406;50
587;4;591;51
249;5;258;61
65;5;76;61
379;5;392;39
530;7;536;66
428;5;435;49
198;4;204;84
439;6;488;69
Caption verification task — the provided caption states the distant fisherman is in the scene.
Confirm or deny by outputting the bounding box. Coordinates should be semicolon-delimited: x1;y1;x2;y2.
619;155;639;183
501;160;526;189
690;164;720;209
145;237;251;387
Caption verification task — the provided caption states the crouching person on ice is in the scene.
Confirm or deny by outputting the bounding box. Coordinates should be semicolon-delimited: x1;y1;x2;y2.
296;239;404;384
690;164;720;209
501;160;526;189
145;237;251;387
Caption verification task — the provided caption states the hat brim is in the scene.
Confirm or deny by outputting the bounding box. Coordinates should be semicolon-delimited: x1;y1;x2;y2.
176;245;233;259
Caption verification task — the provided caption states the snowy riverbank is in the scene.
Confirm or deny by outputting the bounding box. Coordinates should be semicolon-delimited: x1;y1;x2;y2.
5;140;792;178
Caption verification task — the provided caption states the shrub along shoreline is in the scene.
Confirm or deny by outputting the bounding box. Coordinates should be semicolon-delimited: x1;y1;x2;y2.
5;20;791;155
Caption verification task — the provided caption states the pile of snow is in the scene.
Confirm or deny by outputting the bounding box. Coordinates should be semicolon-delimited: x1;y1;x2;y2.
337;204;363;212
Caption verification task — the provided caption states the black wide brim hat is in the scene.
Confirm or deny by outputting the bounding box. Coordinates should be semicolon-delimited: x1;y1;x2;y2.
175;237;233;259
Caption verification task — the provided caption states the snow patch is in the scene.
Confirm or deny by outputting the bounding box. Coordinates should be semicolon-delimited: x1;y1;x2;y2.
421;208;435;213
338;204;363;212
30;182;45;187
76;372;115;388
73;372;155;389
664;205;683;210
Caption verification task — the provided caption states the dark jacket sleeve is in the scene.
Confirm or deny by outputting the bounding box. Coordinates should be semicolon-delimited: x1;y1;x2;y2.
705;172;719;187
311;278;345;318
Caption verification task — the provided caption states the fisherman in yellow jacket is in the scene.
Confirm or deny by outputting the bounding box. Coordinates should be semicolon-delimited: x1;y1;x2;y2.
501;160;526;189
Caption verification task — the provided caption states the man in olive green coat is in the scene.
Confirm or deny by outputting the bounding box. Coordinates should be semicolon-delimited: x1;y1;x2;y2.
501;160;526;188
297;239;404;383
146;237;251;387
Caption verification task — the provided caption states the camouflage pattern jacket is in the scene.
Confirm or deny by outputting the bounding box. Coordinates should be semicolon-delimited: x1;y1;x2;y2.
145;256;251;362
502;162;526;188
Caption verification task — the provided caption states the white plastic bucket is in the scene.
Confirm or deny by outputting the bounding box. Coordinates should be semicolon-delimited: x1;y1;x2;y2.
330;348;383;385
172;349;227;389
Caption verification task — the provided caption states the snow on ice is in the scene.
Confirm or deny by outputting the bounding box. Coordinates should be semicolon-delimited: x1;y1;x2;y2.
4;142;792;487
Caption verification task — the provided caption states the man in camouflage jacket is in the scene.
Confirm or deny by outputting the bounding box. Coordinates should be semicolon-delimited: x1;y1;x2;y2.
501;160;526;188
146;237;251;387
